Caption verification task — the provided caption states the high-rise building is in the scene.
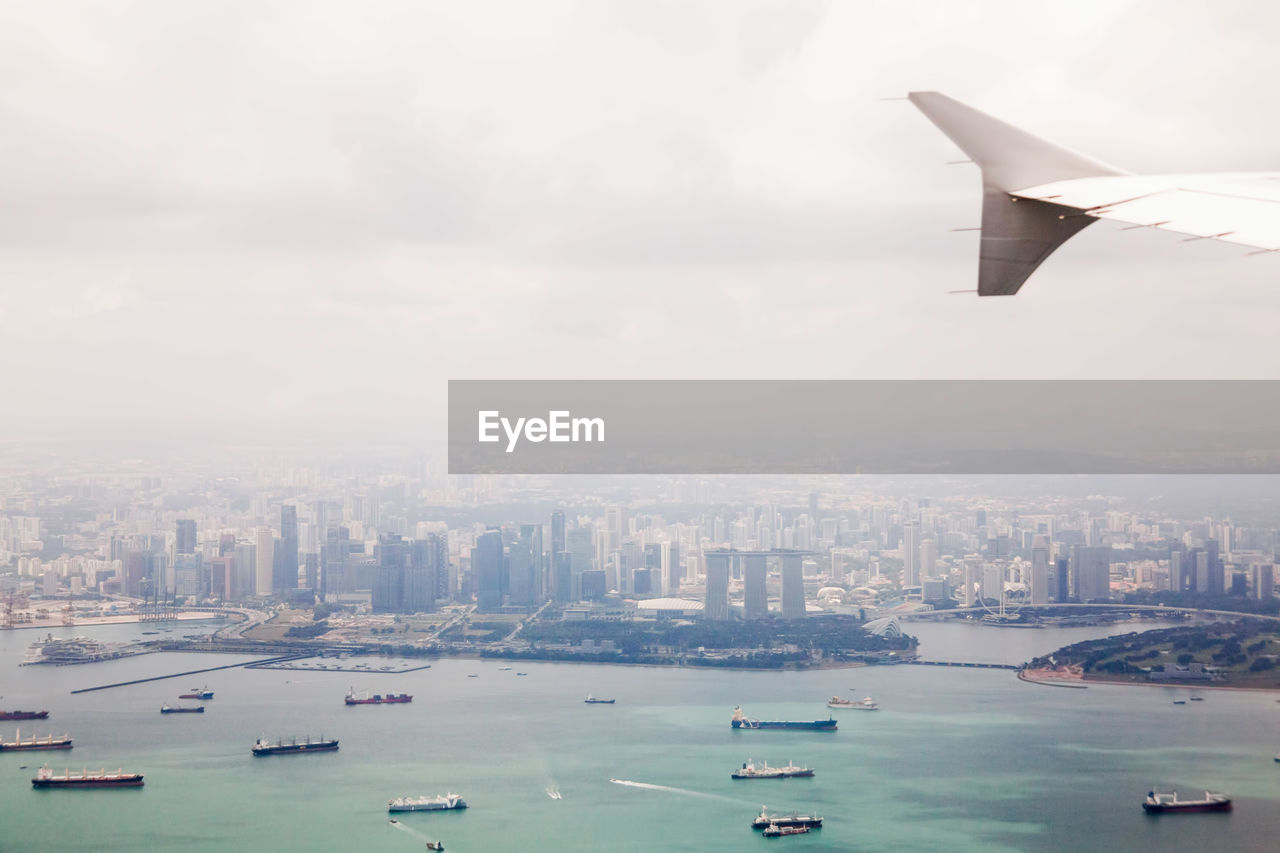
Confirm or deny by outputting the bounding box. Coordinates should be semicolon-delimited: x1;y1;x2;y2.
962;554;982;606
704;553;730;621
902;522;920;588
278;505;299;592
254;528;274;597
1054;556;1069;602
1030;537;1049;605
743;554;767;619
1252;563;1275;600
473;530;504;612
550;507;565;594
780;554;805;619
919;538;937;580
1072;546;1112;602
175;519;197;555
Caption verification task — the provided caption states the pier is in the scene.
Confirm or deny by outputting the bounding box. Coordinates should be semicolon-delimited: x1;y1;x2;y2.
70;654;306;693
906;659;1021;670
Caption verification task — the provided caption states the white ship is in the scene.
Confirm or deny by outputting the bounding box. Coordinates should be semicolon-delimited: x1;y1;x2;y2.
827;695;878;710
388;793;468;813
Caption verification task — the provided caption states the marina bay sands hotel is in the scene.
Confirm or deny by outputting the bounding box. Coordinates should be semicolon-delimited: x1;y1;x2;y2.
702;549;815;621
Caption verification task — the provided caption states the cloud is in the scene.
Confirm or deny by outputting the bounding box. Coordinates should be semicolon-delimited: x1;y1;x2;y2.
2;0;1279;442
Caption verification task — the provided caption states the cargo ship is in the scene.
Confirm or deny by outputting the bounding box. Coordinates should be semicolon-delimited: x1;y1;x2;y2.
584;695;615;704
827;696;878;710
732;707;837;731
160;705;205;714
732;760;814;779
388;793;468;813
1142;790;1232;813
345;687;412;705
31;765;143;788
763;823;811;837
178;686;214;700
0;710;49;721
251;736;339;756
0;730;73;751
751;808;823;830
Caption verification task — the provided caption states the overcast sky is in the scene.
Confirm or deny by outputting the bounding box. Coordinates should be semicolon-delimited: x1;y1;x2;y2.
4;1;1280;444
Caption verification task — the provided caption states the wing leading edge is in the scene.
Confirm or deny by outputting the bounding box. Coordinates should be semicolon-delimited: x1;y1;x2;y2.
909;92;1280;294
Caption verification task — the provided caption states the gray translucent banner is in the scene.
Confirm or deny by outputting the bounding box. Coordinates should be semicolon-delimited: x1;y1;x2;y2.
448;380;1280;474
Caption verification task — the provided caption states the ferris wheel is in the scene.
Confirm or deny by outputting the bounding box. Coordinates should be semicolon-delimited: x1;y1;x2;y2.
978;579;1029;622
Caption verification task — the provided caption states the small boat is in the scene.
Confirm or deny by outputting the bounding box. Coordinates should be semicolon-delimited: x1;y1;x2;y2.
467;674;479;678
1143;790;1232;813
426;843;444;851
584;695;615;704
516;672;528;676
1173;700;1187;705
763;823;811;837
160;705;205;714
1188;696;1204;702
498;666;513;671
178;686;214;700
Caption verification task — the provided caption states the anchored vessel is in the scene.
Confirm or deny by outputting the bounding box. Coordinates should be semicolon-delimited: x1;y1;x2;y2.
763;823;811;837
827;696;878;710
388;793;468;813
0;730;73;751
1142;790;1232;814
251;736;339;756
732;760;814;780
160;705;205;714
732;707;836;731
0;710;49;721
31;765;143;788
178;686;214;700
345;687;412;705
752;808;823;830
584;695;615;704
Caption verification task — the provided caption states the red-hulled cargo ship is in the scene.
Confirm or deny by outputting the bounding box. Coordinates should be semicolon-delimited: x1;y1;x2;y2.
31;765;143;788
345;687;412;705
0;710;49;721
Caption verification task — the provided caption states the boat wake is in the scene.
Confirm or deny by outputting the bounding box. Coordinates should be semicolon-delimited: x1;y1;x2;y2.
389;818;440;846
545;786;562;800
608;779;743;805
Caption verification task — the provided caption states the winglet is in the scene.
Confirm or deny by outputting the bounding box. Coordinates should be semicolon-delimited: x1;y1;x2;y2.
908;92;1129;295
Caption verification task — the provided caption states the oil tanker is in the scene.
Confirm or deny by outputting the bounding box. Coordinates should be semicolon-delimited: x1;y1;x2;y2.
731;707;837;731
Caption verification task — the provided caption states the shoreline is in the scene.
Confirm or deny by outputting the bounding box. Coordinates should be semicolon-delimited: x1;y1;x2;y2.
1079;675;1280;693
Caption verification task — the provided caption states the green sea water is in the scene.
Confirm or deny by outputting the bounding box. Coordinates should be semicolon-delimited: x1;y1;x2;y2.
3;620;1279;852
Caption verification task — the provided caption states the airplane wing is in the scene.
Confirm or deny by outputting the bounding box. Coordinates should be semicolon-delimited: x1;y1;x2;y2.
1010;172;1280;253
908;92;1280;295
